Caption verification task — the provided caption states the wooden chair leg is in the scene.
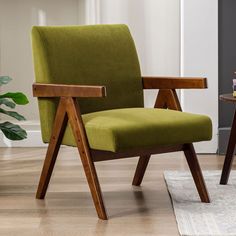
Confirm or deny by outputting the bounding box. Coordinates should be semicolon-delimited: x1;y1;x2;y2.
132;155;151;186
66;97;108;220
183;143;210;203
36;98;68;199
220;109;236;184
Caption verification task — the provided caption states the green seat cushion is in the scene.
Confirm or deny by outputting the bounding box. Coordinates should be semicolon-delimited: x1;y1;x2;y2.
60;108;212;152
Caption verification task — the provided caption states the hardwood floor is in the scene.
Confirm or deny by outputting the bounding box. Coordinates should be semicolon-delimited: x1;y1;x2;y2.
0;147;225;236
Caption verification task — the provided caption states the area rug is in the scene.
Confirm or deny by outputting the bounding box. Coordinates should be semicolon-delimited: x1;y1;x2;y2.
164;171;236;236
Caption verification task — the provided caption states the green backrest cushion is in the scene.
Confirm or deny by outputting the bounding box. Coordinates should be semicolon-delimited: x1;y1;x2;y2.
31;24;144;142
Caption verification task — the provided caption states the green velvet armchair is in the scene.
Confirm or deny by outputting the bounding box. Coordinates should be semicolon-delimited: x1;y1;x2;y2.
31;24;212;220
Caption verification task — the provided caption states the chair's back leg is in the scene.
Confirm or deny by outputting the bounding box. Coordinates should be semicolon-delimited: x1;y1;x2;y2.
66;97;108;220
36;98;68;199
132;155;151;186
183;143;210;203
132;89;182;186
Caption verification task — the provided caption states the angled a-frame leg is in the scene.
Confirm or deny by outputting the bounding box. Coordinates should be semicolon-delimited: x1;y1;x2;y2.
36;96;107;220
183;143;210;202
132;89;181;186
132;89;210;202
65;97;107;220
36;97;68;199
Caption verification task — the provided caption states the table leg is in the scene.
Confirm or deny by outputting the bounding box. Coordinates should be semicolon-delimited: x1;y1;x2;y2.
220;109;236;184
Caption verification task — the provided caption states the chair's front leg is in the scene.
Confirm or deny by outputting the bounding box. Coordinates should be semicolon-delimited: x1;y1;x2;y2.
183;143;210;203
36;97;68;199
66;97;108;220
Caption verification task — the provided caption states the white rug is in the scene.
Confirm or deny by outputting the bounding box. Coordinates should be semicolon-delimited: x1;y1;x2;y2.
164;171;236;236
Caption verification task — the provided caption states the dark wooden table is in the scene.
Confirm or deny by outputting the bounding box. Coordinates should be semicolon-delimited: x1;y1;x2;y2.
220;94;236;184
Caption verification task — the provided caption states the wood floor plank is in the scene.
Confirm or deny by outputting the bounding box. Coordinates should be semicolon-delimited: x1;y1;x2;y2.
0;147;224;235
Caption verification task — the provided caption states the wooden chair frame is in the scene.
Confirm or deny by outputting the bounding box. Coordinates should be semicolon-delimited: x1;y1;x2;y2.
33;76;210;220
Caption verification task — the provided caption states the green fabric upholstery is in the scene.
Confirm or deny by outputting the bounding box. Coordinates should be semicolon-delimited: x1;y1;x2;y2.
31;24;143;143
31;24;212;153
62;108;212;152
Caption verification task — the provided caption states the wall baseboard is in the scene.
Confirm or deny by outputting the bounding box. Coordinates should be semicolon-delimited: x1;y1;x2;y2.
0;121;46;147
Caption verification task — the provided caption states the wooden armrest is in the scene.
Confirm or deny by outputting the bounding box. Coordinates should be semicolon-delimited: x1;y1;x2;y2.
142;76;207;89
33;83;106;98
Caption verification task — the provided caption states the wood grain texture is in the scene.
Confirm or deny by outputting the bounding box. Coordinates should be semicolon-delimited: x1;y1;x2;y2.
0;148;224;236
33;83;106;98
91;145;184;162
65;97;107;220
183;144;210;203
33;79;209;220
132;155;151;186
219;93;236;103
36;97;68;199
154;89;182;111
142;76;207;89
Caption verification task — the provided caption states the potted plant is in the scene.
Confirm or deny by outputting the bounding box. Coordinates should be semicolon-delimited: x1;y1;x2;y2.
0;76;29;140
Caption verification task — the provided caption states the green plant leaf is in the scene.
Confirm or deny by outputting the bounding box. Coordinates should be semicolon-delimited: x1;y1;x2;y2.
0;108;26;120
0;98;16;108
0;121;27;140
0;76;12;86
0;92;29;105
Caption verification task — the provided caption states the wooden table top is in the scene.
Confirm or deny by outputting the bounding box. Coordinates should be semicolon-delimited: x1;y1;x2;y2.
220;93;236;103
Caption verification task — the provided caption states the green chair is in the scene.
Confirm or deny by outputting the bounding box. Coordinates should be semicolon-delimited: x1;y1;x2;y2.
31;24;212;220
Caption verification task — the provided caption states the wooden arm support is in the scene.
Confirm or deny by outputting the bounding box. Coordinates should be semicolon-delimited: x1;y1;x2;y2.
142;76;207;89
33;83;106;98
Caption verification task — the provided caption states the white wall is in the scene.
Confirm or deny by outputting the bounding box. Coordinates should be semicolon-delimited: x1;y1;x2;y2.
0;0;180;116
81;0;218;153
1;0;218;153
0;0;80;121
0;0;181;147
180;0;218;153
0;0;82;146
98;0;180;107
